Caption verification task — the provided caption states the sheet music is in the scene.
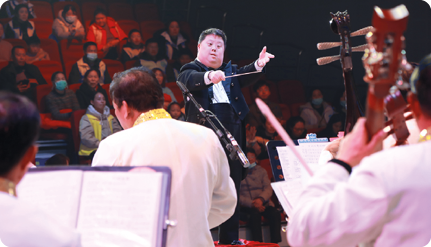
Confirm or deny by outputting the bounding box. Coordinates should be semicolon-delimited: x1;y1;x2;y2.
298;142;328;172
77;172;163;247
16;170;83;228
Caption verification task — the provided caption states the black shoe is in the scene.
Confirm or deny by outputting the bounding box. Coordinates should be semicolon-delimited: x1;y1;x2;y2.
218;240;245;245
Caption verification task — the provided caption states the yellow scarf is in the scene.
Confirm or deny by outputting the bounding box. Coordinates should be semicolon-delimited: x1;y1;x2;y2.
133;109;172;127
0;178;16;197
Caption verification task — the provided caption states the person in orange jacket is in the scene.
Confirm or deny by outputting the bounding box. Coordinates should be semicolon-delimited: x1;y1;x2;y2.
86;8;127;60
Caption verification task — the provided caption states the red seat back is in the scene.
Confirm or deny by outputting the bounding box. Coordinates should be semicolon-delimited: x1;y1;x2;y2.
277;80;305;105
32;18;53;39
4;39;27;50
40;38;61;64
101;83;111;104
68;83;81;93
102;59;124;79
258;159;274;181
36;84;53;113
289;102;304;117
71;109;86;153
81;2;107;24
60;39;84;66
117;20;140;37
108;3;134;21
140;20;165;43
134;3;159;22
124;60;137;70
31;1;54;20
33;60;63;86
165;82;184;105
0;61;9;71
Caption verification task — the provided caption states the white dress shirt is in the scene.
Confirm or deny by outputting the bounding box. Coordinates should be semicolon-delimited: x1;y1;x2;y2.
198;59;263;104
288;141;431;247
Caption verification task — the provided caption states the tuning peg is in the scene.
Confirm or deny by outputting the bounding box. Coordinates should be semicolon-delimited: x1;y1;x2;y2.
317;55;340;65
317;42;342;50
352;44;368;52
351;26;375;37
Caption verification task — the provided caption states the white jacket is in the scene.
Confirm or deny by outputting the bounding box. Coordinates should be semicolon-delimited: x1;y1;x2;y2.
300;102;334;129
52;10;85;41
92;118;236;247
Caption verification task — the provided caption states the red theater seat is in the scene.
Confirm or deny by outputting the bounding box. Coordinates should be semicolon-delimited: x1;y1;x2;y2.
32;1;54;20
140;20;165;43
60;39;84;67
68;83;81;93
40;38;61;64
32;18;53;39
165;82;184;105
4;39;27;50
134;3;160;22
108;2;134;21
33;60;63;86
277;80;305;105
102;59;124;79
117;20;140;37
81;2;107;24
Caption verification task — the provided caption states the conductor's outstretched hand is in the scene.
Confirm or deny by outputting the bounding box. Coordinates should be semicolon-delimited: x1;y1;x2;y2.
257;46;275;67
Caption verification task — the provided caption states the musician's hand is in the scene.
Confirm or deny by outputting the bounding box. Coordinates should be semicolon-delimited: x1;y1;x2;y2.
257;46;275;67
209;70;225;84
324;138;342;158
336;118;388;167
252;198;263;209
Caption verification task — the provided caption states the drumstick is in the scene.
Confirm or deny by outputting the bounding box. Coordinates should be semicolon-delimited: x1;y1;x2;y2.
225;71;262;78
256;98;314;176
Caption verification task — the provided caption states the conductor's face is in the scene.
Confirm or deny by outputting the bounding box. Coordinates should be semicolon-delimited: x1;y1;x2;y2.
197;34;224;69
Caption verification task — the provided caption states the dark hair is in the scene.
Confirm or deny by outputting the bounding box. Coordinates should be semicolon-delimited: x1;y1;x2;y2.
83;69;101;83
51;71;65;83
14;4;29;20
12;45;25;56
167;101;180;113
417;66;431;117
25;35;40;46
93;7;107;19
128;29;141;38
45;154;69;166
110;67;163;112
246;148;256;155
308;87;323;100
151;68;166;87
145;37;159;46
0;92;40;175
83;41;97;52
90;91;104;102
253;80;269;93
61;4;77;20
332;88;346;113
286;116;305;129
198;28;227;47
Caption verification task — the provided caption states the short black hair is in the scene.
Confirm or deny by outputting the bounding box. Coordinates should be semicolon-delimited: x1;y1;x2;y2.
110;67;163;112
45;154;69;166
246;148;256;155
198;28;227;47
14;4;29;19
51;71;65;83
93;7;107;18
12;45;25;56
61;4;77;20
0;92;40;176
167;101;181;113
84;69;101;81
83;41;97;52
286;116;305;129
253;80;269;93
128;29;141;38
25;35;40;46
145;37;158;46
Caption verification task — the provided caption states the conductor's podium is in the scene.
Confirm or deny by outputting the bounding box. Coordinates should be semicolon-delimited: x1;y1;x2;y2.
214;239;280;246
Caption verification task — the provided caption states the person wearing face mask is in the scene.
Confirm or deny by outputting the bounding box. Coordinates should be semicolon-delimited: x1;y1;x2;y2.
51;5;85;42
4;4;38;43
239;149;282;243
68;41;111;85
86;8;127;60
75;69;110;109
45;71;79;121
300;88;334;130
154;20;188;60
0;46;46;103
0;0;35;19
79;91;121;160
178;28;274;245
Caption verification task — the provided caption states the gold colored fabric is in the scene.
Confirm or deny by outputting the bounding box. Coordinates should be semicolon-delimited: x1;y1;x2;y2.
419;127;431;143
0;178;16;197
133;109;172;127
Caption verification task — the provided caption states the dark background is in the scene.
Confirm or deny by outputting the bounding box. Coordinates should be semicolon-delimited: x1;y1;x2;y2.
156;0;431;103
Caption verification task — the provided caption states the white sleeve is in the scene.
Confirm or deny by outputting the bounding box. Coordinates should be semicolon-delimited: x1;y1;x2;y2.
207;132;237;229
203;71;212;85
91;139;117;167
254;60;264;71
287;161;389;247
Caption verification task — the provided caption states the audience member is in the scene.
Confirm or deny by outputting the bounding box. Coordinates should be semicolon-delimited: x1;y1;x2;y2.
246;124;262;157
152;68;176;102
25;35;49;64
75;69;110;109
167;101;185;121
86;8;127;60
45;71;79;120
155;20;188;60
286;116;307;140
163;93;172;110
120;29;145;64
0;92;81;246
0;23;12;61
44;154;69;166
79;91;121;160
239;149;282;243
0;0;35;19
246;80;283;129
332;89;347;129
300;88;334;129
4;4;38;43
165;49;193;82
138;38;168;72
0;46;46;103
68;41;111;85
318;113;344;139
51;4;85;42
255;118;280;159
